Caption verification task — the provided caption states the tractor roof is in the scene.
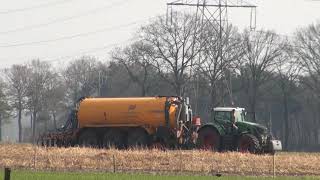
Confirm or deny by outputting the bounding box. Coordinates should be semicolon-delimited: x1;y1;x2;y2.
213;107;245;112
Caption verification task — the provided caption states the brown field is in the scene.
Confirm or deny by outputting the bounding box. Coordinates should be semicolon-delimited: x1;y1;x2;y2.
0;143;319;176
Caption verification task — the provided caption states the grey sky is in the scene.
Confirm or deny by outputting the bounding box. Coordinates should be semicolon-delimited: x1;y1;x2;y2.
0;0;319;68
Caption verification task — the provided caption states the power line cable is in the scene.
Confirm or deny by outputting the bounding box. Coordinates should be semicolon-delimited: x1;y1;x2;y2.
0;20;142;48
0;6;196;48
0;0;128;35
45;38;135;63
0;0;74;15
0;37;135;69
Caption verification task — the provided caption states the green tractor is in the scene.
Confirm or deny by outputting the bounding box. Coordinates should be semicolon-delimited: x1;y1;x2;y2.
197;107;282;154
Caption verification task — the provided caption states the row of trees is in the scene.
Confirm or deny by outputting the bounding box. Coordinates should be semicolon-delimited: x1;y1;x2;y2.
0;13;319;151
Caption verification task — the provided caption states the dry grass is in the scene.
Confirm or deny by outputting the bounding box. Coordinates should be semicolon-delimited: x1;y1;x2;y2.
0;143;319;176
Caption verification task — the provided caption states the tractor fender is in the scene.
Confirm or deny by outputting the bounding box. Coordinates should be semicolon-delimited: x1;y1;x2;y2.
238;130;251;136
239;127;260;138
197;124;224;136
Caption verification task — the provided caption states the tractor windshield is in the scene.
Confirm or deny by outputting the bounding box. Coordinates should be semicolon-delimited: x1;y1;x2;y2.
214;111;231;122
213;109;245;122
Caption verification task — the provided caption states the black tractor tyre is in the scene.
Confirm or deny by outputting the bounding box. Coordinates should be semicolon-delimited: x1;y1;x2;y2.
237;134;261;154
127;128;149;149
78;130;99;148
197;128;221;151
102;129;126;149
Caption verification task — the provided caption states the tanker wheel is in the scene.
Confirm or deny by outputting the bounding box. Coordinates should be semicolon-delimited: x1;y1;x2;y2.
56;139;63;147
46;139;50;147
151;138;167;151
197;128;220;151
37;137;45;146
238;134;260;153
51;139;56;147
102;129;126;149
127;128;149;149
78;130;99;148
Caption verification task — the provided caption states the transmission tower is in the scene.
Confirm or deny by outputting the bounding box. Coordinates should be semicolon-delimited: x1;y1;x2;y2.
167;0;257;32
167;0;257;112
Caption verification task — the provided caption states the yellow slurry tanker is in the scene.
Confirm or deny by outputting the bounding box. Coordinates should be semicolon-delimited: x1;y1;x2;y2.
39;96;199;149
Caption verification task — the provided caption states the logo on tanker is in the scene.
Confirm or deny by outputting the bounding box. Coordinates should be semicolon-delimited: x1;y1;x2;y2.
128;104;136;111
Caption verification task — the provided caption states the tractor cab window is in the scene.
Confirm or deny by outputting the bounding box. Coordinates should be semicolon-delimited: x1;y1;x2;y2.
234;110;243;122
214;111;232;122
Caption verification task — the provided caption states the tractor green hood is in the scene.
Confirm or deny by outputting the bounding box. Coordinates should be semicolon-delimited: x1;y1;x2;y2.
238;121;268;134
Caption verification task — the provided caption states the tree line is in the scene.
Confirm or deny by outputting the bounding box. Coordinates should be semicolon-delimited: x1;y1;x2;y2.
0;13;319;151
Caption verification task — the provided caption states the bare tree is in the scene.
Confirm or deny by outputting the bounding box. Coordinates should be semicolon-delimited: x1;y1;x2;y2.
63;56;100;105
238;30;283;122
0;80;11;141
140;13;202;96
4;65;30;142
275;42;301;149
295;23;320;146
26;60;55;143
43;73;66;130
112;40;156;96
295;23;320;98
200;25;243;107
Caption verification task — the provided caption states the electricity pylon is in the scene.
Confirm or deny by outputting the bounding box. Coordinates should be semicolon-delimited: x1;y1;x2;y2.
166;0;257;112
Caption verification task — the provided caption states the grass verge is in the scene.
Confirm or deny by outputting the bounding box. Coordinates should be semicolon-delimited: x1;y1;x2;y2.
0;171;319;180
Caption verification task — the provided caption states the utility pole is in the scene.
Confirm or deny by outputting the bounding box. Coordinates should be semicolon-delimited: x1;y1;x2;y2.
167;0;257;109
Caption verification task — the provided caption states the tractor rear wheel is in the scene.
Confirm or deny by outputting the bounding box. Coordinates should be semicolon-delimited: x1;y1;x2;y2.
102;129;126;149
127;128;149;149
78;130;99;147
238;134;260;153
197;128;220;151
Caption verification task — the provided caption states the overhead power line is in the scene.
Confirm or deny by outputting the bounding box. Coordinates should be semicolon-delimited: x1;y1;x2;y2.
46;38;135;63
0;0;74;15
0;5;195;48
0;0;128;35
0;20;142;48
0;37;134;68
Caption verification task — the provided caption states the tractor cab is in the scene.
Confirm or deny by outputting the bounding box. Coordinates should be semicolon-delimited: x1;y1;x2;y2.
213;107;246;122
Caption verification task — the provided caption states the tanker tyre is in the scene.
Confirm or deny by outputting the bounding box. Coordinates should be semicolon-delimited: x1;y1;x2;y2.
51;139;55;147
127;128;149;149
102;129;126;149
238;134;261;154
78;130;99;148
197;128;220;151
56;139;63;147
46;139;50;147
151;138;167;151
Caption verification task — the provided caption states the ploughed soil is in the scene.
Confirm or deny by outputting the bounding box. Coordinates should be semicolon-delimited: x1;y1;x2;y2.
0;143;319;176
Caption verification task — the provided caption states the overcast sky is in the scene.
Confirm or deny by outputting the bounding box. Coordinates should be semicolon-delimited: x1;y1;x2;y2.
0;0;320;68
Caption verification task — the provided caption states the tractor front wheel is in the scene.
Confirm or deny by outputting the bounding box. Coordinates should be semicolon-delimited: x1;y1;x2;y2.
238;134;260;153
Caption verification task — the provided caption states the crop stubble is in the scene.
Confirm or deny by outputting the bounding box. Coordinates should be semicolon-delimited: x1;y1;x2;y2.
0;144;319;176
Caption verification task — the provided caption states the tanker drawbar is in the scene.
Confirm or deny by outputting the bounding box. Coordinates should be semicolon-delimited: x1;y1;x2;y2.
39;96;201;149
